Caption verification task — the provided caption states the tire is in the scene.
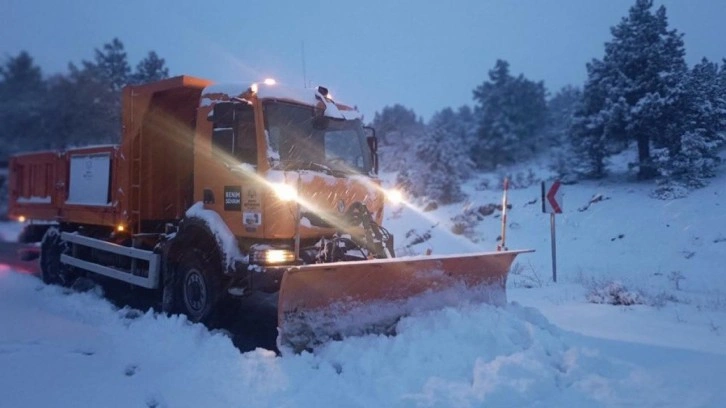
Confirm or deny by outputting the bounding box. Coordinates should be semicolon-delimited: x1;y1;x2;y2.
39;227;75;286
175;248;222;323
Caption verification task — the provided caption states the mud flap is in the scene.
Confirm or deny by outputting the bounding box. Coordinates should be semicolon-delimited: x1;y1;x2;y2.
277;250;532;353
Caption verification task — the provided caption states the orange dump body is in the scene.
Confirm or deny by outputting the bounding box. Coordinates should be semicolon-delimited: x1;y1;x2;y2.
8;76;211;231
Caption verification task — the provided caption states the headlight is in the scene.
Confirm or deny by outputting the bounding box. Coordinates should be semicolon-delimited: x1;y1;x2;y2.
271;183;298;202
252;249;296;265
385;188;404;205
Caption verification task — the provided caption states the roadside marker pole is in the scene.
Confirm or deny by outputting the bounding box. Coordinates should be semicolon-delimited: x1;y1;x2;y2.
498;178;509;251
550;212;557;283
542;180;563;283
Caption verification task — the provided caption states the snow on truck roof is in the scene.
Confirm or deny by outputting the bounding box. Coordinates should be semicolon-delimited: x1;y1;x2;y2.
200;82;362;121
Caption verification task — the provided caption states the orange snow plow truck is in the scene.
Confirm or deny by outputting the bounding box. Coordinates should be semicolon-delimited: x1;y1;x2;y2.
8;76;530;351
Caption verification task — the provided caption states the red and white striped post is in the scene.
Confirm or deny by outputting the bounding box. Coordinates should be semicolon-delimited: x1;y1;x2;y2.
498;178;509;251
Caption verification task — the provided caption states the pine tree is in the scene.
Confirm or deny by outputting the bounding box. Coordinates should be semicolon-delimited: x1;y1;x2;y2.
719;59;726;97
0;51;43;92
0;51;47;159
544;86;582;148
544;86;583;179
456;105;478;159
90;38;131;92
719;59;726;125
45;63;118;146
61;38;133;143
1;41;174;155
371;104;420;146
573;0;687;179
371;104;425;172
472;60;547;169
131;51;170;84
656;58;726;187
408;108;473;204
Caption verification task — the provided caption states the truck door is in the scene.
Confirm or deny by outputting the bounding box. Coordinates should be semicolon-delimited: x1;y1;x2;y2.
204;101;263;238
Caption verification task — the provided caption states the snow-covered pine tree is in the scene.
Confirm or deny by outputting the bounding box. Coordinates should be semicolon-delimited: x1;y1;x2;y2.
657;58;726;187
569;58;623;178
371;104;425;173
472;60;547;170
573;0;687;179
544;86;583;180
719;59;726;130
544;86;582;148
456;105;478;157
408;108;473;204
438;107;476;182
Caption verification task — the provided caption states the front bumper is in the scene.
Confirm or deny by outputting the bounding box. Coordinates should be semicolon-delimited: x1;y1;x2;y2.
251;266;287;293
230;260;287;293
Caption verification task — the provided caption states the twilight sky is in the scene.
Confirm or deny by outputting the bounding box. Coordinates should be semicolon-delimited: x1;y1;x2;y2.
3;0;725;122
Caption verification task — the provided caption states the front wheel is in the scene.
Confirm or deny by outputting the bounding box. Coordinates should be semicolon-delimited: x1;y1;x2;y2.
175;249;222;323
39;227;75;286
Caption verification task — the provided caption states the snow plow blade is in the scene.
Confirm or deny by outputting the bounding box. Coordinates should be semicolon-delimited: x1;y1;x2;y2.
277;249;533;352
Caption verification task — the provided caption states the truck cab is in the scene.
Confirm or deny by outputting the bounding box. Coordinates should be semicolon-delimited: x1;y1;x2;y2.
162;79;392;322
194;81;385;266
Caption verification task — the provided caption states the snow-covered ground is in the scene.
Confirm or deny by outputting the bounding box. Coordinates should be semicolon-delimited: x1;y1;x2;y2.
1;157;725;407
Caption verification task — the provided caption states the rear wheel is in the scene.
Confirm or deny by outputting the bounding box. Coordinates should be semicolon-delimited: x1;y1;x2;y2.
175;248;222;323
39;227;75;286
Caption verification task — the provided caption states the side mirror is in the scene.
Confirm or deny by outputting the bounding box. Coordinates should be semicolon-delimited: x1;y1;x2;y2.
365;127;379;174
209;102;236;126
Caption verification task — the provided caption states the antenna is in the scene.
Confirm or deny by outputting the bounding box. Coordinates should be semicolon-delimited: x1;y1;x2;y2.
301;41;307;88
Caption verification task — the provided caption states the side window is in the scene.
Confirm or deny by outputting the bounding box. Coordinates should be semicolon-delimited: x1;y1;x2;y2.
212;126;235;157
236;109;257;165
211;102;236;158
211;103;257;166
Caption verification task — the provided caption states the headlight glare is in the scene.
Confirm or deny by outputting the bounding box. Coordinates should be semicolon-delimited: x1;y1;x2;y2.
253;249;296;265
272;183;298;202
385;188;404;205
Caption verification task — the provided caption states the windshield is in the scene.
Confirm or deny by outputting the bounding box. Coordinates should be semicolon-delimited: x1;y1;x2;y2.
263;101;372;175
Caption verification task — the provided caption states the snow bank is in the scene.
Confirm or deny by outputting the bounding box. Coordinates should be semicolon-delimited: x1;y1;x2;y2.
0;270;676;407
